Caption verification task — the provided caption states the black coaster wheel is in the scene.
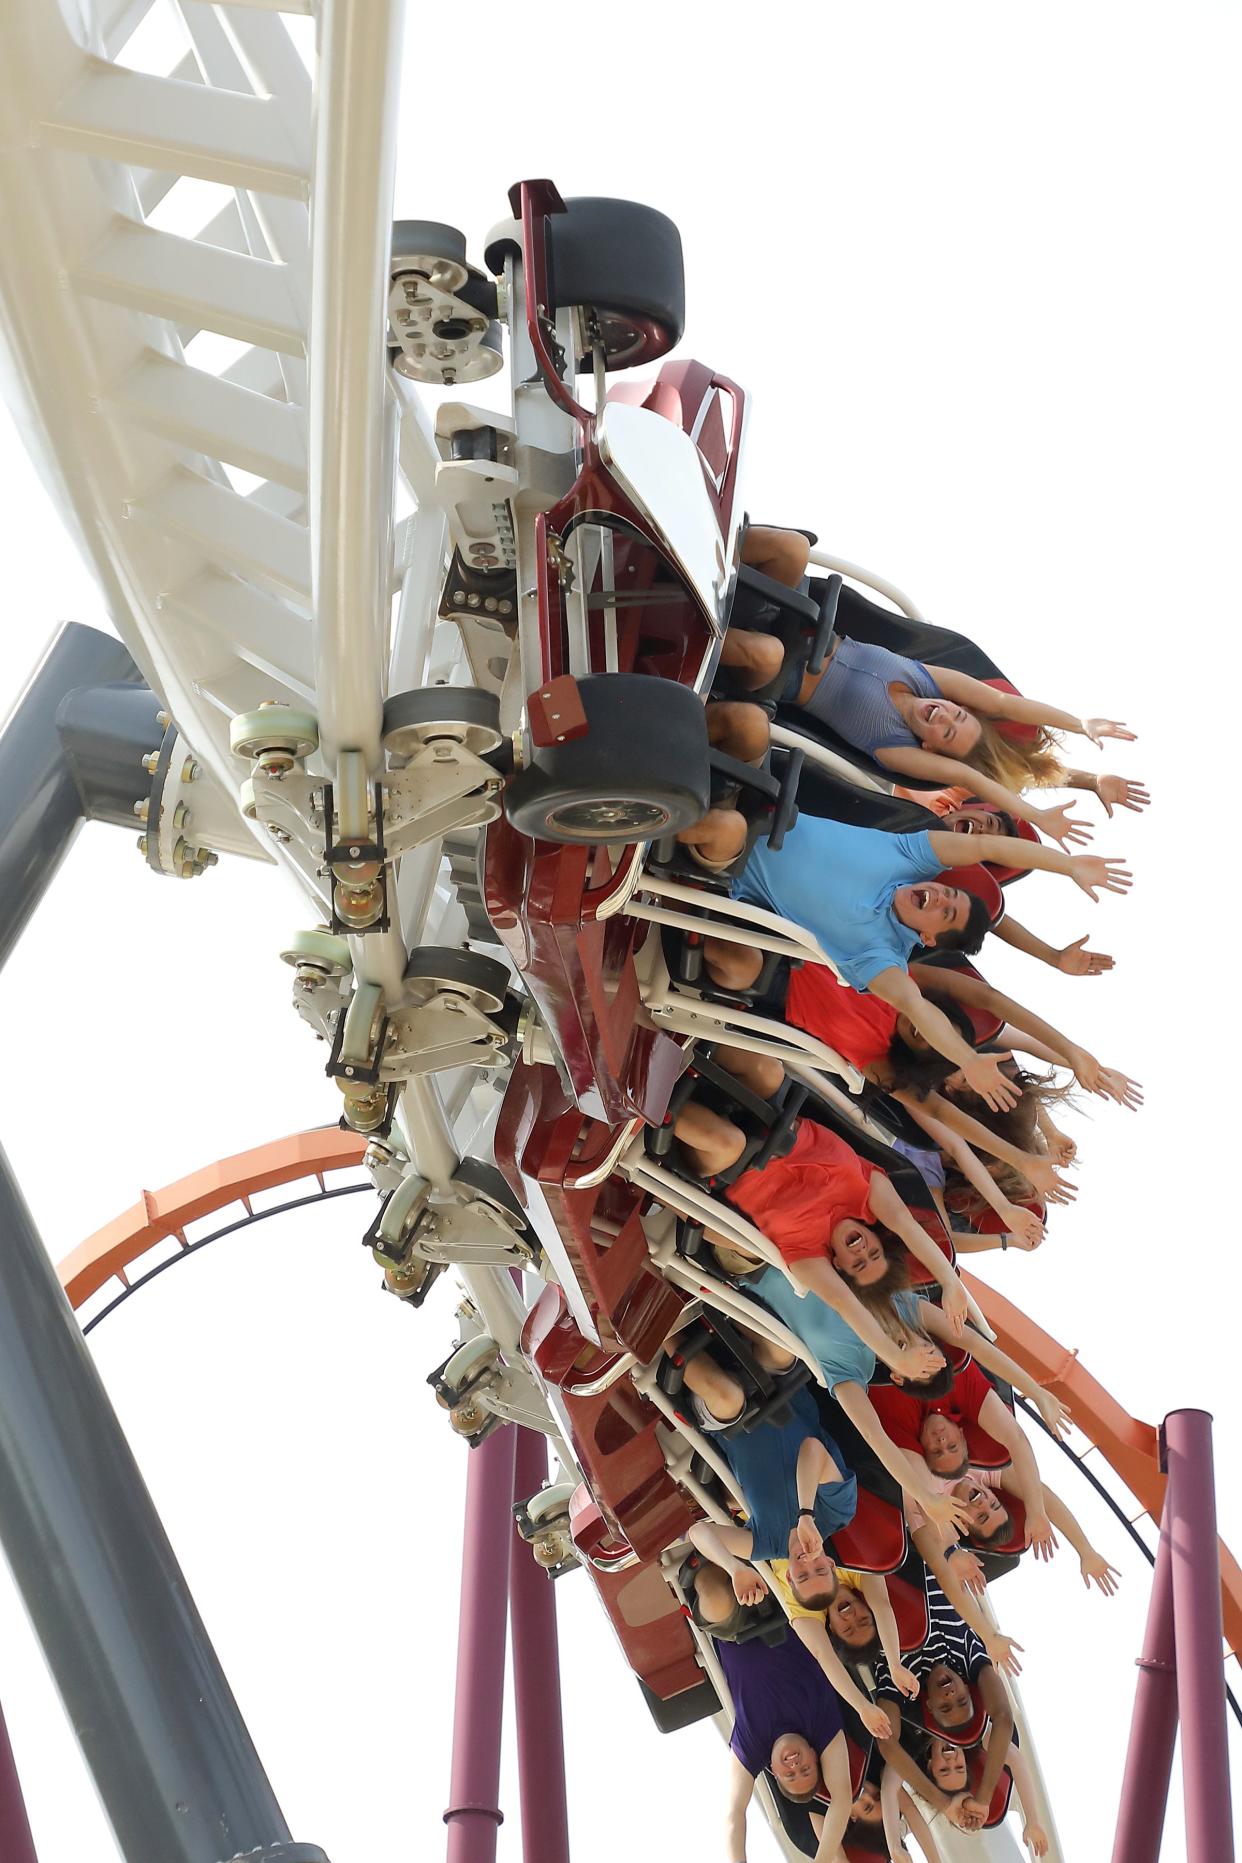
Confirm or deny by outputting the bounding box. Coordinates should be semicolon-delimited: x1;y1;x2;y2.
549;198;685;371
382;686;504;763
403;946;511;1014
505;674;710;846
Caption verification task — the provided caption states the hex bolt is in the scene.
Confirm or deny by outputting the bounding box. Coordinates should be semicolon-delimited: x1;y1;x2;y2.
141;751;161;774
136;835;148;856
181;760;199;783
133;799;148;821
156;709;171;729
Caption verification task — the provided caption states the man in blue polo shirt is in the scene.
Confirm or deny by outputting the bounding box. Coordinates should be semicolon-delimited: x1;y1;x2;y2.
699;815;1130;1110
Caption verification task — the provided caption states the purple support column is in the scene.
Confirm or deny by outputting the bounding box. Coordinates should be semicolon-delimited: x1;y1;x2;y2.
509;1430;571;1863
444;1424;518;1863
0;1697;39;1863
1111;1521;1177;1863
1164;1409;1235;1863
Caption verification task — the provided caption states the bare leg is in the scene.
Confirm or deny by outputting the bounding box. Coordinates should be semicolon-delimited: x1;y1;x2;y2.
677;807;748;870
719;628;785;691
673;1100;746;1177
707;700;771;764
681;1352;746;1423
817;1731;853;1862
691;1562;740;1626
741;525;811;588
703;937;764;992
751;1335;797;1374
713;1043;785;1100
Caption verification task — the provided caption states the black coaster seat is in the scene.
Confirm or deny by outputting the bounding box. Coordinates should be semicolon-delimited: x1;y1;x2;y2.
713;559;841;707
677;1548;789;1646
657;1315;811;1439
645;1045;808;1191
646;743;803;894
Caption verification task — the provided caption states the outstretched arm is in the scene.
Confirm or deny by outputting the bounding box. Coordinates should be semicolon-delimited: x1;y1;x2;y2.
920;1311;1072;1440
875;744;1057;833
911;1090;1074;1206
923;665;1087;734
895;1787;946;1863
909;1521;1022;1676
905;1102;1044;1244
1065;767;1151;819
813;1732;853;1863
910;961;1098;1092
725;1754;755;1862
866;1169;968;1332
860;1570;919;1696
928;830;1133;901
1002;1743;1050;1857
832;1381;969;1537
976;1390;1050;1550
1040;1484;1122;1593
791;1256;944;1380
992;914;1116;977
869;966;1020;1113
976;1668;1016;1807
792;1615;894;1739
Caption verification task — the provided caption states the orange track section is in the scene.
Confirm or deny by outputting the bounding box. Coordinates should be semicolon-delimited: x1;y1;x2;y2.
58;1128;366;1308
53;1133;1238;1659
963;1271;1242;1658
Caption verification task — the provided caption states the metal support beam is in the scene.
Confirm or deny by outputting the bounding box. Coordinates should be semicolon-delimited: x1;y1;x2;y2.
444;1424;517;1863
0;1695;38;1863
1111;1517;1178;1863
508;1430;570;1863
307;0;407;768
0;1144;328;1863
1164;1409;1235;1863
0;624;149;970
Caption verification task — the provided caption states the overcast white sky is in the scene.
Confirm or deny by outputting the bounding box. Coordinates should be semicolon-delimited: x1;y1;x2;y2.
1;3;1240;1859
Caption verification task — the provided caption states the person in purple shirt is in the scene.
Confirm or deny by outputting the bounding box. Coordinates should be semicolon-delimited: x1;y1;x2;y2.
716;1632;853;1862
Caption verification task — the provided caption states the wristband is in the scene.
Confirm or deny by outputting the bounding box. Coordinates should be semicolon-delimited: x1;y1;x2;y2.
944;1542;966;1560
1000;1235;1009;1252
798;1507;816;1518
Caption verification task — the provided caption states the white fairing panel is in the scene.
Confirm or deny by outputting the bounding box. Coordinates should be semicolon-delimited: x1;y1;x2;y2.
596;400;730;633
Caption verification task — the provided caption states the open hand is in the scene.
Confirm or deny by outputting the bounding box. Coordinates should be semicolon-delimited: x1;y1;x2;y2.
924;1488;973;1536
1084;718;1137;746
1003;1211;1045;1250
946;1792;985;1832
731;1565;768;1608
986;1630;1024;1678
1021;1155;1077;1206
1025;1822;1050;1857
961;1051;1020;1113
950;1547;988;1596
1070;855;1133;901
1034;1388;1072;1439
1028;1514;1059;1562
861;1699;899;1742
894;1337;946;1384
796;1513;823;1558
1081;1551;1122;1596
941;1275;969;1336
1098;1066;1144;1111
1097;772;1150;816
1056;933;1114;976
1036;802;1093;848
